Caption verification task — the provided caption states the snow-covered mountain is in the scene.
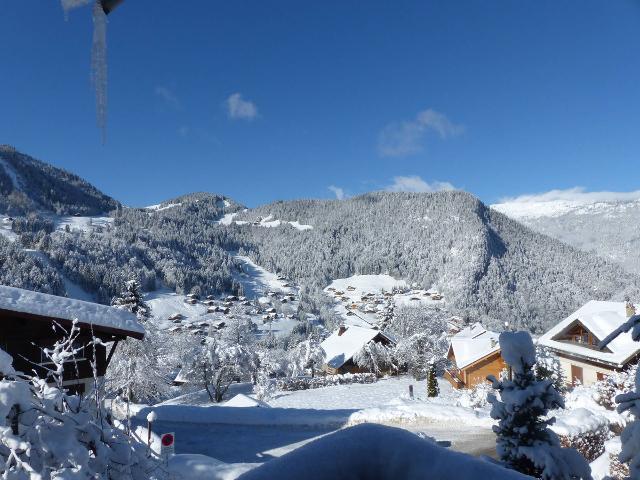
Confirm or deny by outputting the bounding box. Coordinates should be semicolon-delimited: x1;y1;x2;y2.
0;144;119;215
492;191;640;272
1;147;639;333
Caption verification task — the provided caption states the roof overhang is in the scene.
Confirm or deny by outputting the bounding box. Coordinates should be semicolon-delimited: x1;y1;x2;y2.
0;308;145;340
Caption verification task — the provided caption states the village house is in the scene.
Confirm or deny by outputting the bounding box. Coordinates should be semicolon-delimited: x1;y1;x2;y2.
445;323;505;389
0;285;144;394
538;300;640;386
320;325;395;375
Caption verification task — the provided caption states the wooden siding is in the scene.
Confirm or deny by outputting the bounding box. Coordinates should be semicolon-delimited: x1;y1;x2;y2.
463;351;505;388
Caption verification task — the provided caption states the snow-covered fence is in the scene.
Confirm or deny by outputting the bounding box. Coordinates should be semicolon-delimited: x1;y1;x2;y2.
276;373;377;391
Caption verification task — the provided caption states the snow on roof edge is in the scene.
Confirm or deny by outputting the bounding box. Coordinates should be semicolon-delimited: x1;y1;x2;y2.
0;284;145;337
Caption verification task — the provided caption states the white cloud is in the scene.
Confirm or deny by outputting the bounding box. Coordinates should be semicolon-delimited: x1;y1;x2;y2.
226;93;259;120
328;185;346;200
378;109;463;157
384;175;456;193
498;187;640;205
154;86;181;110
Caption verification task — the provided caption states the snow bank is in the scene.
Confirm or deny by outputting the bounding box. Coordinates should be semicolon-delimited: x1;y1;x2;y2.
348;396;494;428
551;407;609;437
170;454;256;480
0;284;144;336
135;404;356;427
238;424;528;480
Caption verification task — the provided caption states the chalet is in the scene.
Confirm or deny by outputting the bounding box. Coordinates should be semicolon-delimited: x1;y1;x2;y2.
445;323;504;389
320;325;395;375
538;301;640;386
167;313;184;321
0;285;144;395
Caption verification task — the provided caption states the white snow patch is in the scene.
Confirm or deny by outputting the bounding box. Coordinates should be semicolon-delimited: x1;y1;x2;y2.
0;157;22;191
146;202;182;212
225;394;271;408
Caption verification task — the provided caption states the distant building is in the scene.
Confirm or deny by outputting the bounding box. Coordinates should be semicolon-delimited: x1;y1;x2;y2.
0;285;144;395
320;325;395;375
445;323;504;389
538;300;640;386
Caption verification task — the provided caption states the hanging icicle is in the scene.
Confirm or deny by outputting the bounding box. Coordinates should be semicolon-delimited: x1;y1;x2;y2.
91;0;108;143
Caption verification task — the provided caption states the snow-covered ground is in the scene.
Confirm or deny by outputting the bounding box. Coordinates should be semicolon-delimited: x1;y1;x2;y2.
128;377;496;478
218;213;313;231
233;255;296;298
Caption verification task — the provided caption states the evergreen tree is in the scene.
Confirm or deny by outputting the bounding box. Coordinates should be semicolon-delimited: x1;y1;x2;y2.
534;345;566;395
111;279;150;321
426;361;439;397
487;331;590;480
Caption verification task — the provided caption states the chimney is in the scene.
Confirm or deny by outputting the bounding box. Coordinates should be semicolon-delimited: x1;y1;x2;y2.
626;301;636;318
338;325;348;336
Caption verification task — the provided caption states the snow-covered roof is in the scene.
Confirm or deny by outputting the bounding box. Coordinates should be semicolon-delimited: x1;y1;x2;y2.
449;323;500;369
538;300;640;366
320;325;383;369
0;285;144;338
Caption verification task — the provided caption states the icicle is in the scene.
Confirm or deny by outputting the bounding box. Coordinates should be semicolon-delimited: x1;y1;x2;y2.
60;0;91;20
91;0;108;144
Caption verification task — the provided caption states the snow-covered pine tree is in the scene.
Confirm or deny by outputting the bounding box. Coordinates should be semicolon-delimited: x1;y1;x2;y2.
111;279;150;321
535;345;566;395
488;331;591;480
426;361;439;397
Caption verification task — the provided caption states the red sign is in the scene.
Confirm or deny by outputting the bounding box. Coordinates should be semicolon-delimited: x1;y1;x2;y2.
161;433;174;447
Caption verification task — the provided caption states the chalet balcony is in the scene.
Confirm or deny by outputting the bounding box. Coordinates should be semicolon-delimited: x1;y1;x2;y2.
444;368;465;389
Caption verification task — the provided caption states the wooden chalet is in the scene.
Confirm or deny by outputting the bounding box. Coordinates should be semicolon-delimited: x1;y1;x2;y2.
0;285;144;395
320;325;395;375
538;300;640;386
445;323;505;389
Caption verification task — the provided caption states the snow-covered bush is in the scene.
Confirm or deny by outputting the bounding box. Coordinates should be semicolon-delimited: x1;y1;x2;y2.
276;373;377;392
592;364;637;411
457;381;493;409
488;331;591;479
0;343;159;479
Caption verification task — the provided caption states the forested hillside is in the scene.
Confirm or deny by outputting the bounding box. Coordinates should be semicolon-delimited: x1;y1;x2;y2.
0;145;119;215
1;147;638;332
235;192;640;331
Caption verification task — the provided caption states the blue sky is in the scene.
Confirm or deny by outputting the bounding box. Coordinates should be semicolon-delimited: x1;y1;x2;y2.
2;1;640;207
